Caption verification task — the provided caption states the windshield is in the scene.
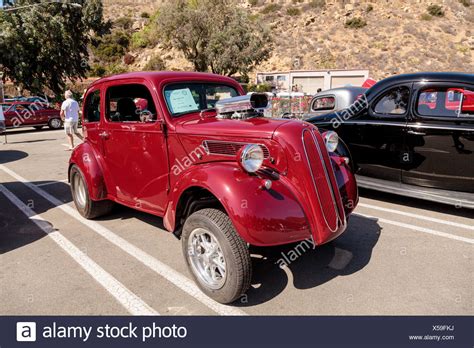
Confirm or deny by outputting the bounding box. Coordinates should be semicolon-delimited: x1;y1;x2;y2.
164;83;239;117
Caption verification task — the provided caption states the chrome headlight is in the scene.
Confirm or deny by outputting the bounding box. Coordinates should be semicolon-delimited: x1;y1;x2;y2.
323;131;339;153
239;144;264;173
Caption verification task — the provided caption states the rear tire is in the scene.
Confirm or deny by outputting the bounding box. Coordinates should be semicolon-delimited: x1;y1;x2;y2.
182;208;251;304
70;165;113;219
48;118;62;130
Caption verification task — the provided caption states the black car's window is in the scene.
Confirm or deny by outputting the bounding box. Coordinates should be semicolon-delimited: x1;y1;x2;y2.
417;87;474;118
164;83;239;117
374;86;410;115
106;84;157;123
84;90;101;123
311;96;335;111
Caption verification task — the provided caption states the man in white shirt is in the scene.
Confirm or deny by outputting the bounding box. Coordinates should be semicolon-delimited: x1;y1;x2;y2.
60;90;83;151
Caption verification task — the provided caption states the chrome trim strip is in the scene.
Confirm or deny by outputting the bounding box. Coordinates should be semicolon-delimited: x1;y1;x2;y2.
407;124;474;132
329;120;473;132
302;129;341;233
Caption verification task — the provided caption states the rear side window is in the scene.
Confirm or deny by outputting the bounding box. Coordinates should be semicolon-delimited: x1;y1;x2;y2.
374;86;410;115
417;87;474;117
106;84;157;123
311;96;335;111
164;83;238;117
84;90;101;123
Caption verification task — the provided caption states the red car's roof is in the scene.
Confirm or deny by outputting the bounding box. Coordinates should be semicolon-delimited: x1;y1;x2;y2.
89;71;239;88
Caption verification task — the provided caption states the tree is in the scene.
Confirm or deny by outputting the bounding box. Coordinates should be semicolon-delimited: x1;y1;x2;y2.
0;0;109;95
156;0;272;76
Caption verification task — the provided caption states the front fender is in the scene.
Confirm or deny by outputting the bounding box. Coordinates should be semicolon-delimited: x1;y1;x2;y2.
69;142;107;200
164;163;312;246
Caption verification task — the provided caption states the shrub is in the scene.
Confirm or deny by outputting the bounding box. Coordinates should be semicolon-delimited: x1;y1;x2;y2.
105;63;128;75
131;32;150;49
458;0;470;7
420;13;432;20
114;17;134;30
366;4;374;12
247;83;272;93
140;12;150;18
345;17;367;29
261;3;281;14
88;64;106;77
427;4;444;17
308;0;325;9
292;0;304;3
143;55;166;71
248;0;258;5
286;7;301;16
93;42;126;61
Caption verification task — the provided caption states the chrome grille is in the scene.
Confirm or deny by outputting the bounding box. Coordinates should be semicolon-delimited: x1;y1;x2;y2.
302;128;345;232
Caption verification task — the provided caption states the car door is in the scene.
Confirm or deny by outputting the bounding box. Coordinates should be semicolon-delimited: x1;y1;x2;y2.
402;82;474;193
99;80;169;214
338;84;411;182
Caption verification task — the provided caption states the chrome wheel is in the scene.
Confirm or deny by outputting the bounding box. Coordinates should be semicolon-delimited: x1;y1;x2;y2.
49;118;62;129
187;228;227;289
73;173;87;209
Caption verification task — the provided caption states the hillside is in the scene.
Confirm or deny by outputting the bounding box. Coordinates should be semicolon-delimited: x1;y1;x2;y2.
101;0;474;80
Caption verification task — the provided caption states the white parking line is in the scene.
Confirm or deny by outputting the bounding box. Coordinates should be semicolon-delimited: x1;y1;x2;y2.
0;184;158;316
355;213;474;244
0;164;247;316
358;203;474;231
36;179;68;187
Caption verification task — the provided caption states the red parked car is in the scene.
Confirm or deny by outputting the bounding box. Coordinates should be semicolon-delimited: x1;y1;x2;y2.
69;72;358;303
1;101;62;130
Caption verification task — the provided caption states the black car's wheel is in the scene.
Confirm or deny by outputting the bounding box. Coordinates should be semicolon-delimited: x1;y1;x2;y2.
48;118;62;130
182;208;251;304
70;165;114;219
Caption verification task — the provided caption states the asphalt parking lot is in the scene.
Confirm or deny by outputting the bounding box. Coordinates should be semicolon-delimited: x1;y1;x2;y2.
0;128;472;316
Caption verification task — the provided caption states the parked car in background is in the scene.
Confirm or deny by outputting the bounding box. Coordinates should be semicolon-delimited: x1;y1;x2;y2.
0;103;5;134
304;86;368;118
307;72;474;208
69;71;358;303
1;101;62;130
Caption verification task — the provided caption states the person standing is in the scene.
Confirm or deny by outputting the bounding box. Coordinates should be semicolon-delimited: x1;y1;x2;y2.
60;90;83;151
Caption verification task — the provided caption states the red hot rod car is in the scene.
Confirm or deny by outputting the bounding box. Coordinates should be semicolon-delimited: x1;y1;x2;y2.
69;72;358;303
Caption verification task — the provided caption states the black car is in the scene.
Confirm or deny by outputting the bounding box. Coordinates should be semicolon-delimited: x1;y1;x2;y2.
307;72;474;208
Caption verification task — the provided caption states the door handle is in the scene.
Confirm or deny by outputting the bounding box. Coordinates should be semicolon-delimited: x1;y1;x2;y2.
407;130;426;136
99;131;110;139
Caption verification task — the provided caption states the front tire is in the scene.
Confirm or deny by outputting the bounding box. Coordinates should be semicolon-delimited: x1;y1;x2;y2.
182;208;251;304
48;118;62;130
70;165;114;219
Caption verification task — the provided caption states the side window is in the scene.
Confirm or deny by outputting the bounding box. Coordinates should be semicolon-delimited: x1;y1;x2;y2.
311;96;335;112
106;84;157;123
374;86;410;115
417;87;474;117
84;90;101;123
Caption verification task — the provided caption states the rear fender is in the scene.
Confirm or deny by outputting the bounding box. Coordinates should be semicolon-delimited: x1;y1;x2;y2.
69;142;107;200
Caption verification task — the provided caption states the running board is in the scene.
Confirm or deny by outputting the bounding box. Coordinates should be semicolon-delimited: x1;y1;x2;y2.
356;175;474;209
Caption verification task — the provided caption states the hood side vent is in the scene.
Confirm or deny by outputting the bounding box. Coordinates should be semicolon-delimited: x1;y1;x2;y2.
203;140;270;158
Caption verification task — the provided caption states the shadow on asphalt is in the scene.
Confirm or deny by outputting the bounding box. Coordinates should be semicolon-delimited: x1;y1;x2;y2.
4;139;57;145
359;188;474;220
233;214;381;306
0;150;29;164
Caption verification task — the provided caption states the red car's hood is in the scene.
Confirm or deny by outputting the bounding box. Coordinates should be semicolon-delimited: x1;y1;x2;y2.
176;116;291;139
